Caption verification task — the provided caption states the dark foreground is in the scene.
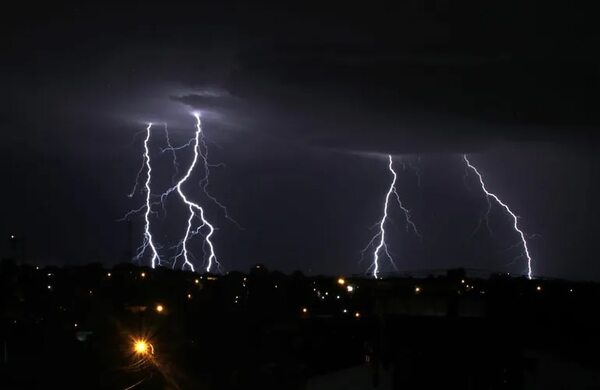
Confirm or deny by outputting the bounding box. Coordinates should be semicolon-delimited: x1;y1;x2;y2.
1;261;600;389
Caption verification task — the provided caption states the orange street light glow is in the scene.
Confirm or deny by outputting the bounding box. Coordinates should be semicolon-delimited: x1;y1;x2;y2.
133;339;152;355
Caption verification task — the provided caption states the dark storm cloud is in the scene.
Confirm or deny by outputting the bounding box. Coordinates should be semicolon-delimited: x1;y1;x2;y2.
4;1;597;156
171;42;598;155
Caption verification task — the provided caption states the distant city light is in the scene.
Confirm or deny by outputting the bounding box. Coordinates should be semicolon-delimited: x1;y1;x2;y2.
461;279;465;284
343;309;348;313
107;272;111;277
337;278;346;285
302;307;308;313
414;286;421;293
536;285;542;291
346;285;354;293
194;279;200;284
155;304;164;313
354;312;361;318
336;295;340;299
141;272;146;278
74;323;78;328
10;234;15;239
569;288;574;293
187;294;192;299
47;285;52;290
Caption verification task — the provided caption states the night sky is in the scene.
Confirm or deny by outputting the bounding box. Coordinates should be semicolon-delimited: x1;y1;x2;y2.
1;2;598;280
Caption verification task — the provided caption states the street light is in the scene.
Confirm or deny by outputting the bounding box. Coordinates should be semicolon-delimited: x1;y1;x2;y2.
133;339;153;355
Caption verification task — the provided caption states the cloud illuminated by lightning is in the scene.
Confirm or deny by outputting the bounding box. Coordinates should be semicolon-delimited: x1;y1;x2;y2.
363;155;421;279
463;154;533;279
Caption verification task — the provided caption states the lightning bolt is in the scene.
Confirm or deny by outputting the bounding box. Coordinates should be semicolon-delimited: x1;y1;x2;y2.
163;123;179;182
160;122;240;228
129;124;161;268
462;154;534;279
363;155;421;279
171;113;220;273
197;133;242;229
463;159;493;236
121;115;229;272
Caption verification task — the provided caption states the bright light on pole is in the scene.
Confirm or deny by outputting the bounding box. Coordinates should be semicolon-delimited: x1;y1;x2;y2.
133;339;153;355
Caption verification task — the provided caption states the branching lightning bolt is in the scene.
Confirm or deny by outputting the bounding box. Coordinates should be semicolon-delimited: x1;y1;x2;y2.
129;124;161;268
121;115;231;272
463;161;493;236
363;155;421;279
196;130;243;230
171;114;220;273
160;122;241;229
128;155;147;199
163;123;179;181
463;154;534;279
